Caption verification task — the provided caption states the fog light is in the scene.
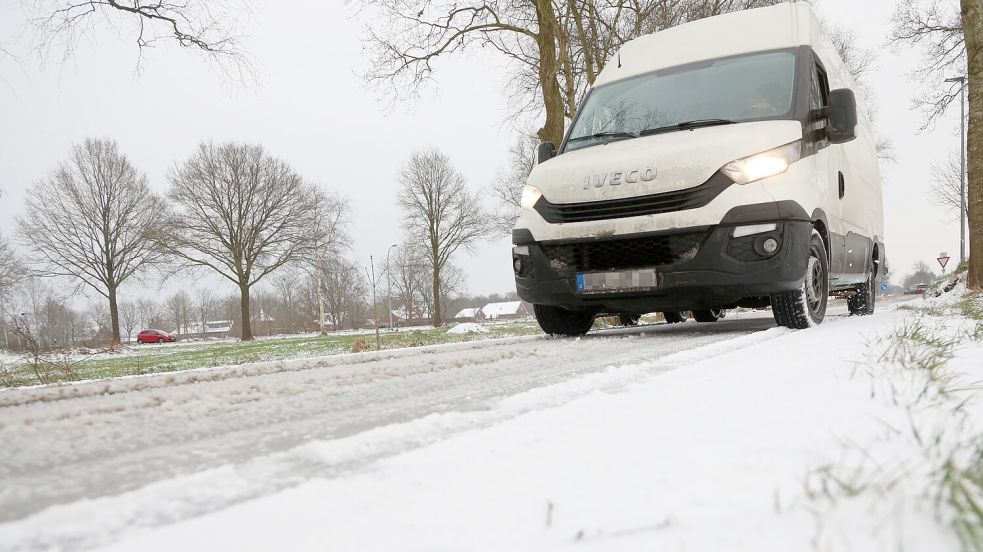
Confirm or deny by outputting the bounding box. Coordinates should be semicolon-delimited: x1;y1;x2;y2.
513;257;523;274
762;238;779;254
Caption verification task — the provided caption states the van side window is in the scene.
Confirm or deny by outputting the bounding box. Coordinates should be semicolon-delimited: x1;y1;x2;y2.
810;63;830;109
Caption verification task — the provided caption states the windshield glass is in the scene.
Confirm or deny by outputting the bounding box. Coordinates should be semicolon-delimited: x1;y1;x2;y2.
565;51;797;152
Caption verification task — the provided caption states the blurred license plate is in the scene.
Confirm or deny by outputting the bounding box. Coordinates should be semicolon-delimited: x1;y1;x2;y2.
576;269;658;294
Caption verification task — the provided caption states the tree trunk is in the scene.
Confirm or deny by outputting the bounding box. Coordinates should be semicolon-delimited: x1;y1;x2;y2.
963;0;983;289
432;269;442;327
534;0;565;145
239;284;254;341
108;286;121;345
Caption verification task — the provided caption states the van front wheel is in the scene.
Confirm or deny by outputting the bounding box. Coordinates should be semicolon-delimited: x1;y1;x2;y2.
771;230;829;329
534;304;595;336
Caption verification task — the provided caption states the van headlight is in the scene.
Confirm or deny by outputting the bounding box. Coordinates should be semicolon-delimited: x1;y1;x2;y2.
520;185;543;210
721;140;802;185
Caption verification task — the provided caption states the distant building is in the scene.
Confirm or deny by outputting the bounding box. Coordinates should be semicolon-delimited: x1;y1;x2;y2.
453;307;485;323
186;320;235;338
481;301;529;321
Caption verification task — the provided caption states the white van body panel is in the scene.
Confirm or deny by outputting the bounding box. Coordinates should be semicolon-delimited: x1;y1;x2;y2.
512;2;886;323
526;121;802;204
519;2;884;250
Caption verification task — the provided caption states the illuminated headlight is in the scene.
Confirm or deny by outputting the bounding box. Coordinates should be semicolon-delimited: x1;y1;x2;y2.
721;141;802;185
520;185;543;210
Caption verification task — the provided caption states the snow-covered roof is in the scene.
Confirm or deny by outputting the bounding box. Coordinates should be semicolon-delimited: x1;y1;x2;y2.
597;3;825;87
454;308;482;319
390;306;409;320
481;301;524;317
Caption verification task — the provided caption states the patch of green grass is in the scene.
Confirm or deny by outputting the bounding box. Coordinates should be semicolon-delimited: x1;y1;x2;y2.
956;294;983;322
939;448;983;552
1;323;543;387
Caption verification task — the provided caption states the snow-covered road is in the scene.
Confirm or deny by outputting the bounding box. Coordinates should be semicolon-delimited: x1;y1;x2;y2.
0;297;922;551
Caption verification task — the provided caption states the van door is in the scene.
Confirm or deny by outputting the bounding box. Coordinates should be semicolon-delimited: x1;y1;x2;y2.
808;59;848;282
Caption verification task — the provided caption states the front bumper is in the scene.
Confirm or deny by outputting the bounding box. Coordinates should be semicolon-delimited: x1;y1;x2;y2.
512;201;812;313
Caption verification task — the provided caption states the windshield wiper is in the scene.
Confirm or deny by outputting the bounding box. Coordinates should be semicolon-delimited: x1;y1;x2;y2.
637;119;737;137
567;131;639;144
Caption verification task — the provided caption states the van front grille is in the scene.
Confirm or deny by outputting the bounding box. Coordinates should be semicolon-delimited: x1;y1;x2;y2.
541;231;707;273
533;172;733;223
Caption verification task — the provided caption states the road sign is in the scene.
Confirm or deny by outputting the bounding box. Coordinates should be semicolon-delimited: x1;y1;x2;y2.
938;256;950;271
880;283;889;292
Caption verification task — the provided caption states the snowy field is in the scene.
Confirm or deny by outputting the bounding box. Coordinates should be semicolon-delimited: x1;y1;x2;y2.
0;321;542;387
1;292;981;551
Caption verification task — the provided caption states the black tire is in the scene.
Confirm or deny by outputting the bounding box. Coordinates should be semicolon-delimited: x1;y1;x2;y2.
618;314;641;326
534;304;595;336
692;308;726;323
771;230;829;329
663;311;690;324
848;273;876;316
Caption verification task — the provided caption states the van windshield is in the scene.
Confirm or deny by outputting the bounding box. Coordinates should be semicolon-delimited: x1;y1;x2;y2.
564;51;797;152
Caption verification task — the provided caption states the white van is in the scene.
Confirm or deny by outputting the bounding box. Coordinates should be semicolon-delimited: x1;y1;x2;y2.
511;2;884;335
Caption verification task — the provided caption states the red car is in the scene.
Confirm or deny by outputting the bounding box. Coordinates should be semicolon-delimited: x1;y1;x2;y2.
136;329;177;344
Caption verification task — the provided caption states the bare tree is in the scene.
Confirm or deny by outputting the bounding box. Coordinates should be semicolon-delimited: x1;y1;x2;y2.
490;133;539;234
889;0;981;288
397;149;488;327
24;0;254;81
165;142;327;340
137;297;159;330
0;234;19;300
17;138;165;344
889;0;968;124
165;290;191;334
0;187;20;298
389;245;429;322
358;0;785;144
119;300;138;342
272;271;302;332
301;191;350;335
194;288;214;334
87;301;111;342
825;24;895;161
929;151;970;221
903;260;938;288
319;256;364;330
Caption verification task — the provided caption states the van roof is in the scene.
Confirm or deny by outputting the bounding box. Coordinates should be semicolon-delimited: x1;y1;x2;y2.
595;2;828;88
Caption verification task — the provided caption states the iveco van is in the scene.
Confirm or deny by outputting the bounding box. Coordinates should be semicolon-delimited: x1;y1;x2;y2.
512;2;885;335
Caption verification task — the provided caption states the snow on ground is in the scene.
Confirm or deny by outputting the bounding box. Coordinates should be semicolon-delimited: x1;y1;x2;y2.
1;295;976;551
447;322;490;334
92;307;942;551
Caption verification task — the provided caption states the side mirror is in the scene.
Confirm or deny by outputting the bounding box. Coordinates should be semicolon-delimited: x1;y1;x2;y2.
537;141;557;164
825;88;858;144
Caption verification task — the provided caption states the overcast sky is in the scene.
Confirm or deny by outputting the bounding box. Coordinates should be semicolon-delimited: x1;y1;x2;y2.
0;0;967;304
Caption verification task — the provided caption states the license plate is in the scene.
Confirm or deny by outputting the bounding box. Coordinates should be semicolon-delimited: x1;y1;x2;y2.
576;269;659;294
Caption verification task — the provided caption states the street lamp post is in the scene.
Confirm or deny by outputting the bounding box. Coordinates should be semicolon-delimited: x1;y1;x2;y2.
385;244;398;330
368;254;380;351
945;76;967;264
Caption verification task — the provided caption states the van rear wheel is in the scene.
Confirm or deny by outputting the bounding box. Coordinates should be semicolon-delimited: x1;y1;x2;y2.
663;311;689;324
848;274;876;316
533;304;595;336
693;309;726;323
618;314;641;327
771;230;829;329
